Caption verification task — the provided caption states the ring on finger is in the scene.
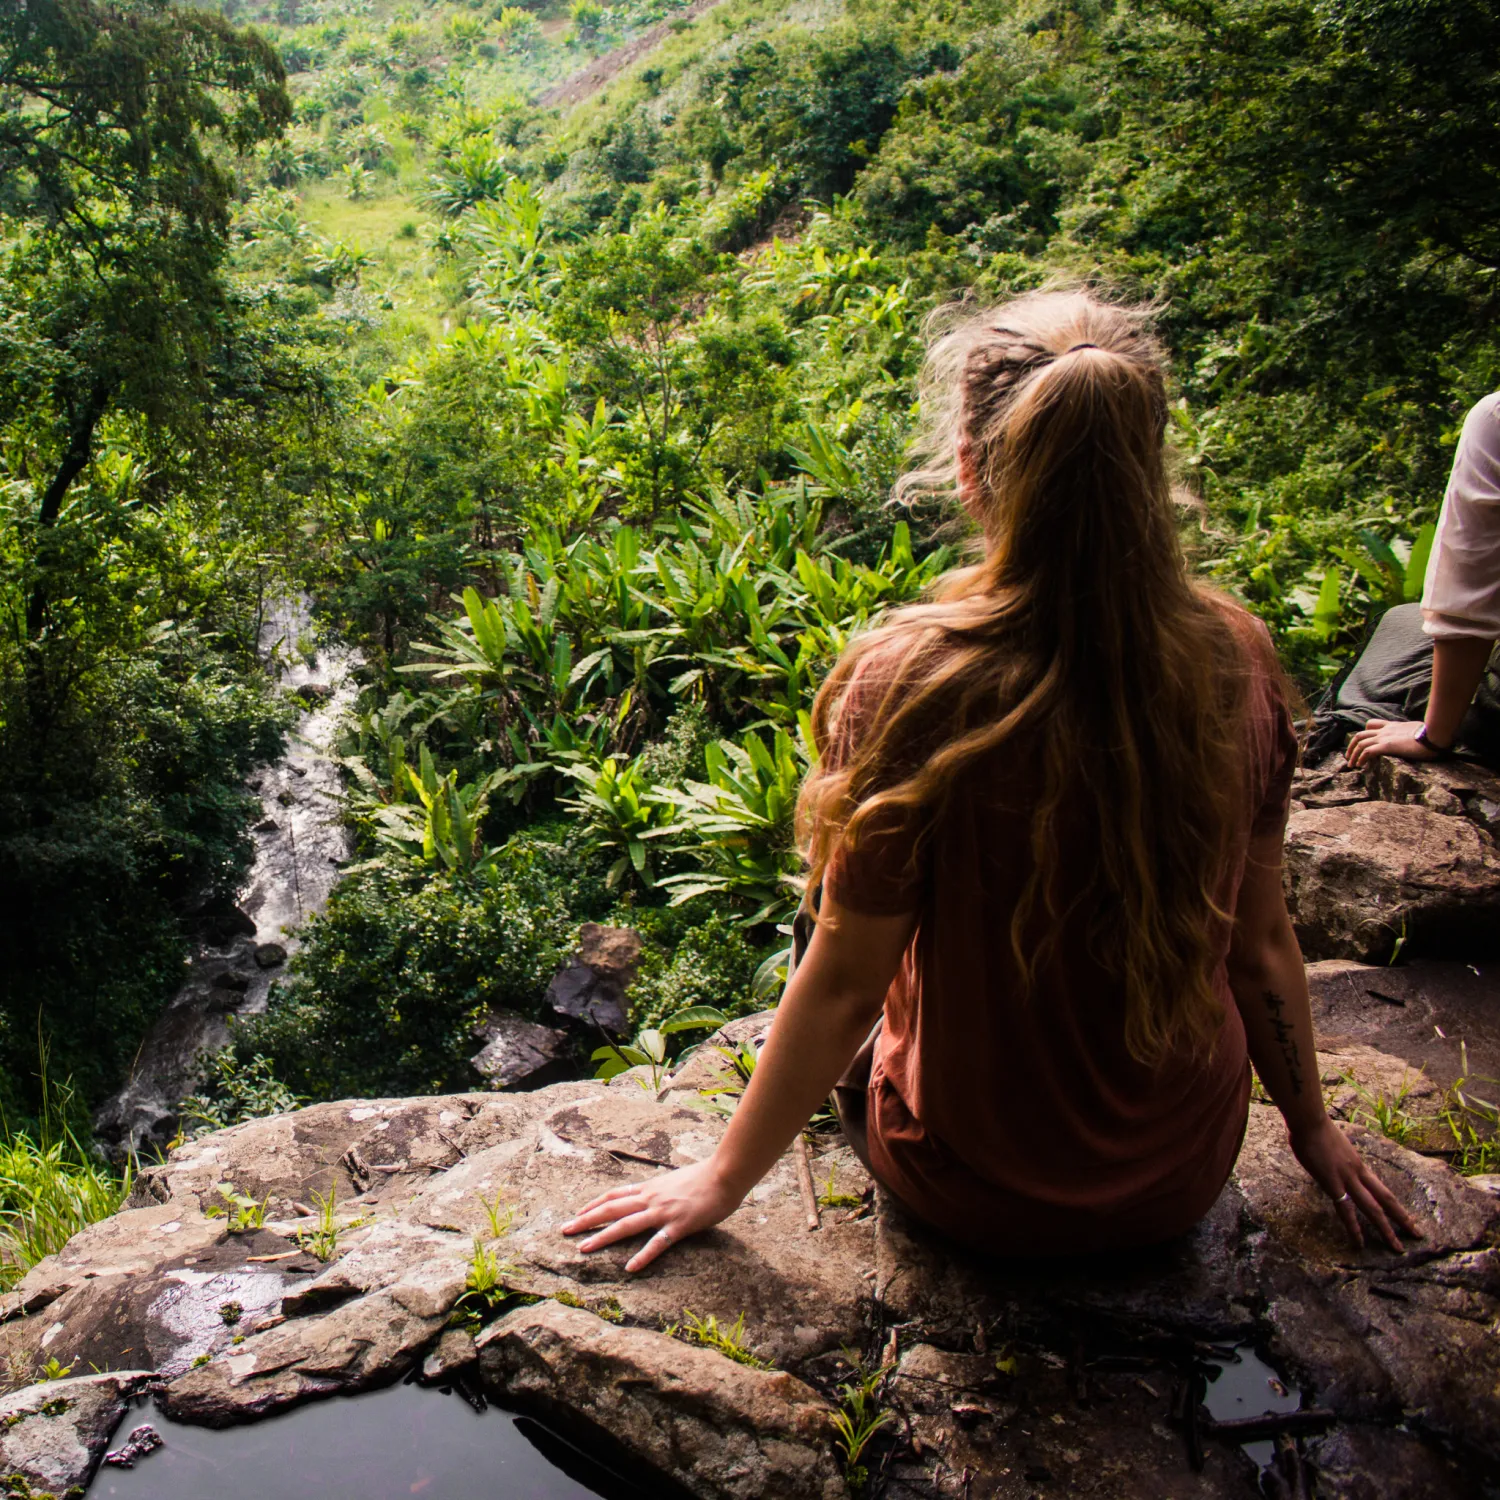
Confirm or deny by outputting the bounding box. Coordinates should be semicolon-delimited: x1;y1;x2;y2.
651;1226;672;1247
1333;1192;1351;1203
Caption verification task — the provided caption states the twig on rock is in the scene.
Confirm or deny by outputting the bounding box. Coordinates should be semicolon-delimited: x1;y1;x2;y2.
794;1135;820;1230
1203;1408;1335;1442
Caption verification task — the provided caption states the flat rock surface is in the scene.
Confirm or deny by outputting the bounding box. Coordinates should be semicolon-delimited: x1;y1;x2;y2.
8;1011;1499;1496
1307;957;1500;1090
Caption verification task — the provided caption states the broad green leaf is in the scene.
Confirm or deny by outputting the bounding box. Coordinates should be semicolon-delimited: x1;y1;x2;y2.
1403;522;1436;601
661;1005;728;1035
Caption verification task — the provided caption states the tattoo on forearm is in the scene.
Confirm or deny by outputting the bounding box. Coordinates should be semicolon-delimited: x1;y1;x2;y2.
1262;989;1303;1097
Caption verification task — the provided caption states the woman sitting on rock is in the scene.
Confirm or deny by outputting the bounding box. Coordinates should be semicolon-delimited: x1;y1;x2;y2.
564;291;1420;1268
1335;393;1500;769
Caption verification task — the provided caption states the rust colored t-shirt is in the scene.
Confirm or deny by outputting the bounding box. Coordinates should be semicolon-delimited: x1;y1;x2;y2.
823;611;1297;1255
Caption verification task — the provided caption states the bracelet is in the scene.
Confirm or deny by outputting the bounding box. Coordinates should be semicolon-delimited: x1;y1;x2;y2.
1414;723;1455;759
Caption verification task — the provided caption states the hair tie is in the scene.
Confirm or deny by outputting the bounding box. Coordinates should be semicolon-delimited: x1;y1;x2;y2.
1065;342;1099;353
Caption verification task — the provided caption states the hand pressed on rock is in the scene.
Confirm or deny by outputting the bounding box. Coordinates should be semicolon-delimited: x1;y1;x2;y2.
561;1157;745;1273
1344;718;1440;768
1289;1115;1424;1252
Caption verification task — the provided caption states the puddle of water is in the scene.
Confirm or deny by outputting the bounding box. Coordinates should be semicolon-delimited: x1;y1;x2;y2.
89;1382;649;1500
1201;1343;1302;1468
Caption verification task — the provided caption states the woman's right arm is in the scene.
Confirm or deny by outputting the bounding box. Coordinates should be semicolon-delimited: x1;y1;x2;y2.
1226;829;1421;1251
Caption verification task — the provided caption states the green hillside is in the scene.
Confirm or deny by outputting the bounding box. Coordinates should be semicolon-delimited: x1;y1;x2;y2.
1;0;1497;1155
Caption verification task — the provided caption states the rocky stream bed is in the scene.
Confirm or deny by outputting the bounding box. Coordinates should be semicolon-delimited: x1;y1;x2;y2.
10;747;1500;1497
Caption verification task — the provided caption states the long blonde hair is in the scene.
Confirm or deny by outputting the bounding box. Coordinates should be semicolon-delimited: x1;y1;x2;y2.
799;290;1258;1065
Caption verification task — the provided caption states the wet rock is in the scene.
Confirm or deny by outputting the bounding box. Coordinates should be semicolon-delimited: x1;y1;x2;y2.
477;1300;846;1500
201;903;258;947
545;924;642;1035
421;1328;477;1383
211;970;251;992
254;941;288;969
1363;754;1500;838
1283;802;1500;961
1235;1105;1500;1456
469;1011;571;1091
162;1282;455;1427
103;1421;164;1468
0;1371;152;1494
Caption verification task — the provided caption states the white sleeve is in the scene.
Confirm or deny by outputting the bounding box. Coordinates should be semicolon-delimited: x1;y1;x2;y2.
1422;393;1500;640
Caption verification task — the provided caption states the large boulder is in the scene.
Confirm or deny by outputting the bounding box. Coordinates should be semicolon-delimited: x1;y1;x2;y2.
7;1003;1499;1495
469;1010;572;1090
1282;801;1500;961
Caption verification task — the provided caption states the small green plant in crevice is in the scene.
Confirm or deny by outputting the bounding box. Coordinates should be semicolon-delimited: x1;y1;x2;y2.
552;1289;625;1323
37;1398;68;1418
450;1238;538;1331
297;1186;343;1262
592;1005;727;1090
35;1359;72;1383
191;1353;211;1369
476;1191;514;1240
830;1357;896;1492
661;1309;771;1370
219;1301;242;1326
1343;1071;1419;1148
204;1183;268;1233
817;1163;863;1210
1440;1042;1500;1176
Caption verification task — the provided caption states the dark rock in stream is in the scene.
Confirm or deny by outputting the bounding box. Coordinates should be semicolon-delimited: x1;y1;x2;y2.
544;923;642;1034
102;1422;164;1468
253;942;288;969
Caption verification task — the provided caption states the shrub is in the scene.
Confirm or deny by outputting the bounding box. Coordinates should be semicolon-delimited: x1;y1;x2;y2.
236;823;614;1099
625;906;777;1032
0;649;289;1116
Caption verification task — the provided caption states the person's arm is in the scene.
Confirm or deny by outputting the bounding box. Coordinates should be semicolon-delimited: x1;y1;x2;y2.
1228;828;1422;1251
1346;634;1496;766
562;894;916;1271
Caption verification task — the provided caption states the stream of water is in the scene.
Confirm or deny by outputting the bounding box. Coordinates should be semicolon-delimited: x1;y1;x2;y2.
94;596;359;1155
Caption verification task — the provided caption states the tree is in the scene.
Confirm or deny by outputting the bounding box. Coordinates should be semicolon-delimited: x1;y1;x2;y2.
550;210;729;514
0;0;292;640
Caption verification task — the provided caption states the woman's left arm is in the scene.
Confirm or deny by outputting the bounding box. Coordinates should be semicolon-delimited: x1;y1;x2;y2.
562;895;916;1271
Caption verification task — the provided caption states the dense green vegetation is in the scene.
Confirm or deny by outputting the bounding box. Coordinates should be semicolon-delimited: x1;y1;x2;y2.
1;0;1497;1158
